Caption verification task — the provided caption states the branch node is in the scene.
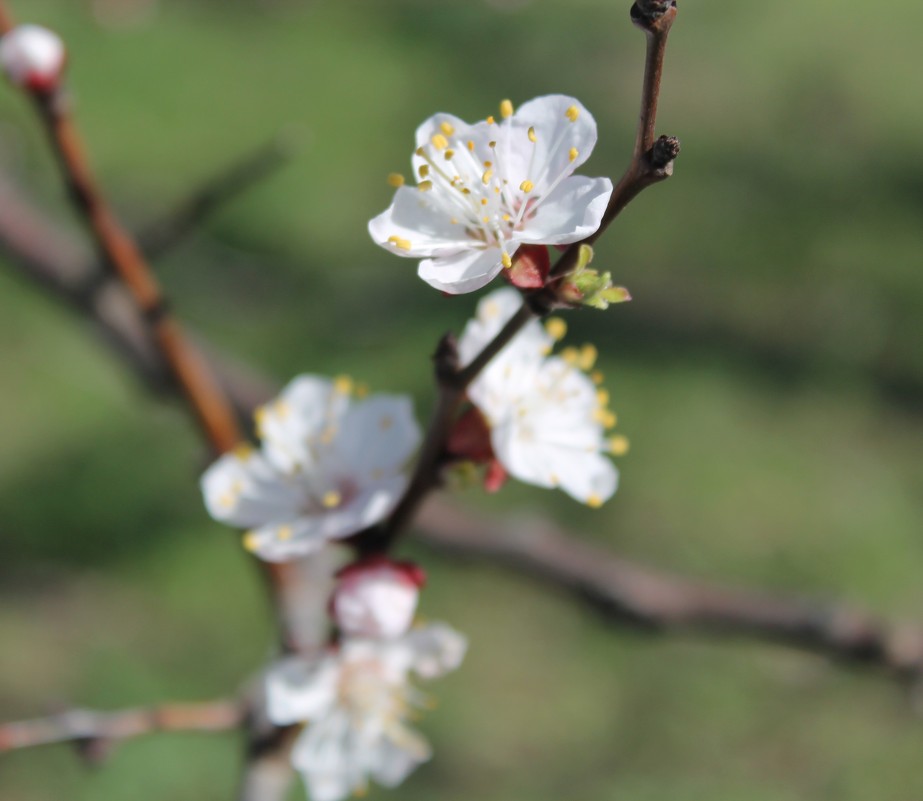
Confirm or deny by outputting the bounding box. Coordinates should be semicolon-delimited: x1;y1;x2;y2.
649;134;681;169
631;0;677;30
433;332;460;383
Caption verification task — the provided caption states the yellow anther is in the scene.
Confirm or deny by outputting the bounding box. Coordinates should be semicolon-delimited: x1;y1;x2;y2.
277;525;293;541
608;435;630;456
431;133;449;150
387;235;412;251
415;147;425;157
319;427;336;444
418;180;433;192
544;317;567;341
483;300;500;319
565;105;580;122
501;252;513;269
502;213;512;222
242;532;260;552
488;140;497;149
494;186;501;194
593;408;617;428
450;217;458;225
486;115;496;125
528;126;537;143
274;400;290;419
462;188;471;195
418;164;430;178
578;343;598;371
569;147;579;162
586;493;603;509
322;490;342;508
591;370;604;385
561;346;579;365
444;149;455;160
482;216;490;223
499;98;514;119
549;473;560;487
483;160;493;167
482;168;494;185
387;172;405;188
218;492;236;509
333;374;354;395
355;382;369;399
520;180;534;193
480;198;488;206
379;416;394;431
233;442;254;460
253;406;267;434
596;389;610;407
467;140;475;151
440;121;455;136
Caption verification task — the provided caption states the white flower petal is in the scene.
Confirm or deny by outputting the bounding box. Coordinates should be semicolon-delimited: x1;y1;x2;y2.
418;245;513;294
514;175;613;245
403;623;468;680
369;734;431;787
458;287;550;367
266;655;338;725
368;186;472;258
333;395;422;479
507;94;599;184
557;452;619;505
200;450;304;529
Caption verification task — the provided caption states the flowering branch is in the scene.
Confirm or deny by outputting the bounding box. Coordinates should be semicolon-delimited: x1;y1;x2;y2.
415;498;923;684
0;700;244;755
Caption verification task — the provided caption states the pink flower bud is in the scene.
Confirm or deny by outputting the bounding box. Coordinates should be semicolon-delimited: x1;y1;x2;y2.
332;558;425;639
0;25;66;93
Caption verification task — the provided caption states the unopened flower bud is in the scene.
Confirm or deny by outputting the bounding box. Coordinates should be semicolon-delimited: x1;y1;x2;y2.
0;25;66;93
332;558;425;639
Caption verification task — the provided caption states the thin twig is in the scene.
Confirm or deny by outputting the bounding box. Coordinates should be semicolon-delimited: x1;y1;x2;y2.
0;700;244;754
415;498;923;681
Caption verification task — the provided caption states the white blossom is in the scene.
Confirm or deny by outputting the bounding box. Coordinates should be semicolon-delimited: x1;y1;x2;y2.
266;624;467;801
201;375;421;561
332;559;425;640
459;288;621;506
0;25;65;91
369;95;613;294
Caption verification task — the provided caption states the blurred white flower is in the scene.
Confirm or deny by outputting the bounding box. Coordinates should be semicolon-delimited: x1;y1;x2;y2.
267;623;467;801
458;288;622;506
332;558;426;640
201;375;421;562
0;25;65;92
369;94;612;294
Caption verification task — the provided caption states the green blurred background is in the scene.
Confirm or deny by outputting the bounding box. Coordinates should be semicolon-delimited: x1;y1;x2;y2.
1;0;922;798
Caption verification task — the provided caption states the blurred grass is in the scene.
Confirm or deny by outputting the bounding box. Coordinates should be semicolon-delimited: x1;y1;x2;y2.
1;0;922;799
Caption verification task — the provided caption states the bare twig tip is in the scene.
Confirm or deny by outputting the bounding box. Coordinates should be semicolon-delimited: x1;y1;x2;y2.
650;135;681;168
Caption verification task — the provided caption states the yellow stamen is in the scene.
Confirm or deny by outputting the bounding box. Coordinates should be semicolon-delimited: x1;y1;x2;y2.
218;492;235;509
502;213;512;222
501;252;513;269
593;408;617;428
482;168;494;184
444;149;455;160
322;490;342;508
440;121;455;136
549;473;560;487
561;346;579;365
334;374;354;395
596;389;610;407
520;180;534;193
586;493;603;509
486;115;496;125
483;160;493;167
355;382;369;399
418;164;430;178
488;140;497;149
528;126;537;143
274;400;290;419
565;105;579;122
569;147;579;162
243;532;260;552
387;172;405;188
277;525;293;541
387;235;412;251
544;317;567;341
233;442;254;460
467;139;475;151
500;99;514;119
578;343;598;371
431;133;449;150
450;217;458;225
591;370;604;385
418;180;433;192
482;216;490;223
480;198;488;206
379;416;394;431
609;435;630;456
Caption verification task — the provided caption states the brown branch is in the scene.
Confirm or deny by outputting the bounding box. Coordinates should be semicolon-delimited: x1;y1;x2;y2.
415;498;923;681
0;699;244;755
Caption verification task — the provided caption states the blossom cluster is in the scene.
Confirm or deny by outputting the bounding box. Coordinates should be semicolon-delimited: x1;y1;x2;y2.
194;93;623;800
